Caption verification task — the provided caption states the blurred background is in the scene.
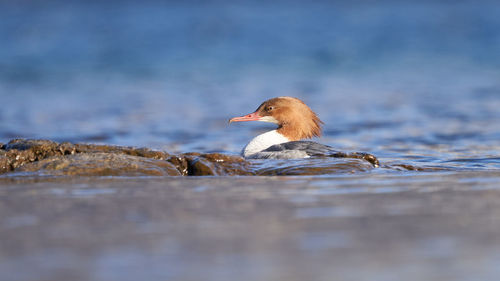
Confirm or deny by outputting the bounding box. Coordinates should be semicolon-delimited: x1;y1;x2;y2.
1;0;499;160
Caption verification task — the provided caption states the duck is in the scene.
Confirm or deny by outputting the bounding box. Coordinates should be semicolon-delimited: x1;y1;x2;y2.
228;96;379;167
229;96;338;158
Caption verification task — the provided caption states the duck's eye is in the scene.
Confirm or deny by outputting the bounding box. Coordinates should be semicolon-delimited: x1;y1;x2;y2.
266;106;274;111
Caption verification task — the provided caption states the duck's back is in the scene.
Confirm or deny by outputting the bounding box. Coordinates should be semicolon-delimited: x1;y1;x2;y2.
246;141;337;159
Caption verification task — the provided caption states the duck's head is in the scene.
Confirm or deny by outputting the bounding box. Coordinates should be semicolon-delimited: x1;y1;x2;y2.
229;96;323;141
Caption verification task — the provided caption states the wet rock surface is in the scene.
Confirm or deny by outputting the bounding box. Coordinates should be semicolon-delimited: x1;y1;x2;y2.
0;152;9;174
0;139;175;177
255;158;375;175
184;153;253;176
16;153;181;177
329;151;380;167
0;139;381;177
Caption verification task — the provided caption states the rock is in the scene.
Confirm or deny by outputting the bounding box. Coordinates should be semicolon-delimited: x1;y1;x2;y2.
4;138;77;157
74;144;170;159
329;151;380;167
0;154;9;174
188;157;216;176
4;139;59;151
185;153;252;176
2;139;77;171
167;156;190;176
166;153;252;176
0;138;380;177
0;139;172;174
256;158;375;175
16;153;181;176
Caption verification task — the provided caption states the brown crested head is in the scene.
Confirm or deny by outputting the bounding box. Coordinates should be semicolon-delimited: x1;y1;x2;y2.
254;96;323;141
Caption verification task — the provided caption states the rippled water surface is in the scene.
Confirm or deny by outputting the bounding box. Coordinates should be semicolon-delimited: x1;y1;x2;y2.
2;173;500;281
1;0;500;280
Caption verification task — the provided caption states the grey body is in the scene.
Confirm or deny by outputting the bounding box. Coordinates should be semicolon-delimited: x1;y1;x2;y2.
246;141;339;159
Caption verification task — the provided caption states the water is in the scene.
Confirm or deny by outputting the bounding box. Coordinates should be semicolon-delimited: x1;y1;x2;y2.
2;173;500;281
1;0;500;280
1;1;499;165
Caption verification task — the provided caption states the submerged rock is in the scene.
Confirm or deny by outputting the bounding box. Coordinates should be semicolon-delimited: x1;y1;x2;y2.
184;153;253;176
0;153;8;174
3;139;76;170
165;152;253;176
16;153;180;176
0;139;176;176
329;151;380;167
74;143;170;160
255;158;375;175
0;139;380;177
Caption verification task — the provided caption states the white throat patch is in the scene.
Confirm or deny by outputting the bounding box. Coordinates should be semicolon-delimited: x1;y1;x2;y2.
258;116;279;124
242;130;289;158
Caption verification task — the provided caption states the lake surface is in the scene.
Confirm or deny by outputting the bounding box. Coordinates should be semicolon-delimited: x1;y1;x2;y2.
2;173;500;281
0;0;499;280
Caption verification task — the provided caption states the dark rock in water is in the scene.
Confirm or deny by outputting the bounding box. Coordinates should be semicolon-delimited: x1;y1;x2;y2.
185;153;252;176
165;153;252;176
16;153;180;176
0;139;174;176
4;139;59;151
388;163;451;172
3;139;77;170
167;155;190;176
0;139;380;177
188;157;216;176
328;151;380;167
0;153;9;174
255;158;375;175
74;143;170;159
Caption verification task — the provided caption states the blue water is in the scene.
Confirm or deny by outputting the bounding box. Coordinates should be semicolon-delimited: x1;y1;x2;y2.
0;0;499;170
